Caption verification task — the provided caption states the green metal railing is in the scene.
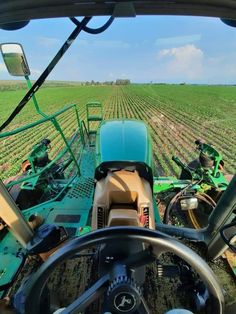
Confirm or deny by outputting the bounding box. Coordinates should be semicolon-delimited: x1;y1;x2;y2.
1;103;85;188
80;120;90;145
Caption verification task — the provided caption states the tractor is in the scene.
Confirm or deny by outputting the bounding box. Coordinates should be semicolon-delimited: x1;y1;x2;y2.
0;1;235;314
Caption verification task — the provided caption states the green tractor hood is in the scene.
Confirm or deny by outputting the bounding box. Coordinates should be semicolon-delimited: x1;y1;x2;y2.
96;120;152;167
95;119;153;187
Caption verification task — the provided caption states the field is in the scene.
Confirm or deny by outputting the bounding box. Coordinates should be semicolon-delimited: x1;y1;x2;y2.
0;82;235;180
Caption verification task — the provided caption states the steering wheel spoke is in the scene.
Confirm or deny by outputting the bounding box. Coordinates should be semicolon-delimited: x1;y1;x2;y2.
61;274;109;314
121;247;156;268
137;297;151;314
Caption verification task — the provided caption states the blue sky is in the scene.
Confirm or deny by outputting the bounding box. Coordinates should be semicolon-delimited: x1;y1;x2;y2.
0;16;236;83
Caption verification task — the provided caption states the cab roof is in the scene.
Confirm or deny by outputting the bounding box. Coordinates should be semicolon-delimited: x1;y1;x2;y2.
1;0;236;27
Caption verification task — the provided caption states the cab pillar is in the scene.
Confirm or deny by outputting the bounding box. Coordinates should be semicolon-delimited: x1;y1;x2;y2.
0;180;33;247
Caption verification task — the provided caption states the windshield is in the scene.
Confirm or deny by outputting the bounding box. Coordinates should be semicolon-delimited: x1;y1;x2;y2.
0;16;235;181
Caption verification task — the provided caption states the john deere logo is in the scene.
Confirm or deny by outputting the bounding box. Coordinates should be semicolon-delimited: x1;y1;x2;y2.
114;292;136;313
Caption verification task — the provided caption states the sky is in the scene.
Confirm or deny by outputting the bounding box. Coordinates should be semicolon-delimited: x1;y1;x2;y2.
0;15;236;84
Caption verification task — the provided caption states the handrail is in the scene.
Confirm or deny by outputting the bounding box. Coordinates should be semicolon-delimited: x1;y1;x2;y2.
6;128;82;188
81;120;90;142
22;173;77;212
0;104;76;138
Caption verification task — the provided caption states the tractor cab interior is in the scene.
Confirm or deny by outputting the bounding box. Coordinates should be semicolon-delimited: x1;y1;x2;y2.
0;1;235;314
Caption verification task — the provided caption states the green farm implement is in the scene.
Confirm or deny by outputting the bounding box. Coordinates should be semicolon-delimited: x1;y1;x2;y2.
0;2;235;314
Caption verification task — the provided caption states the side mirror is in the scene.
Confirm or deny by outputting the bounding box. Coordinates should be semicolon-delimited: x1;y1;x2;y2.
221;18;236;28
220;220;236;253
0;43;30;76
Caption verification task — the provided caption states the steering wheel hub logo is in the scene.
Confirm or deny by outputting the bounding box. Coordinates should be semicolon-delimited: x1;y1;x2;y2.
114;292;136;313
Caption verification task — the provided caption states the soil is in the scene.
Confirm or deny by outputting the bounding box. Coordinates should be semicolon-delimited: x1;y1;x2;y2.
44;245;236;313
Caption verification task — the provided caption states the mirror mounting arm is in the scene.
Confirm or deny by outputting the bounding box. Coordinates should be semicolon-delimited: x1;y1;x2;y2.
24;75;48;118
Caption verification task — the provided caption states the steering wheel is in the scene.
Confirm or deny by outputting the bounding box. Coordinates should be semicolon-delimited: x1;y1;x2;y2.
17;227;224;314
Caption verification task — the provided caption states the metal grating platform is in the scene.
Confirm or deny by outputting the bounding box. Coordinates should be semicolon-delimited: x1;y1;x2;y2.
21;146;96;238
80;147;95;177
66;177;94;199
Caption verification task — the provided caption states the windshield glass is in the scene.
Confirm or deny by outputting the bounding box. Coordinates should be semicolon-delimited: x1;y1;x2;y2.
0;16;235;181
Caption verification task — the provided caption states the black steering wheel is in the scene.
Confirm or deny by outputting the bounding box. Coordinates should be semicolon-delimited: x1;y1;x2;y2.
18;227;224;314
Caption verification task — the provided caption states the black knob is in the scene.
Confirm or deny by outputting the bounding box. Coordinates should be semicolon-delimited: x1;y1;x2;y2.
107;276;142;314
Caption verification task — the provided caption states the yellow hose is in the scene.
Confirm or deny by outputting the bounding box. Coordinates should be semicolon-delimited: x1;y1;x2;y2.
188;209;201;229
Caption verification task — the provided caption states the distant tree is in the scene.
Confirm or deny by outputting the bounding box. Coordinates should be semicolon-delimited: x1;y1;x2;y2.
103;81;114;85
115;79;131;85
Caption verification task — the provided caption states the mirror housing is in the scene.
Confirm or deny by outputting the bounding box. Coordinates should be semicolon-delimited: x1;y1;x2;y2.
0;21;30;31
0;43;30;76
221;18;236;28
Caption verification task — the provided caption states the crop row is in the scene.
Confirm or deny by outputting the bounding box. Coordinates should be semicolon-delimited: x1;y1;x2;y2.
0;85;235;180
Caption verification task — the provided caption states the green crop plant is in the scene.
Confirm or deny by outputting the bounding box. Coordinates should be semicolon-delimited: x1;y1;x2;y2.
0;83;235;180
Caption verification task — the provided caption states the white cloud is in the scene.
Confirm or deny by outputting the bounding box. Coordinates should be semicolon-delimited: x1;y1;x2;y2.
77;39;89;47
92;40;130;49
59;39;130;50
155;34;201;47
204;52;236;83
37;37;60;47
31;68;41;76
157;44;204;80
